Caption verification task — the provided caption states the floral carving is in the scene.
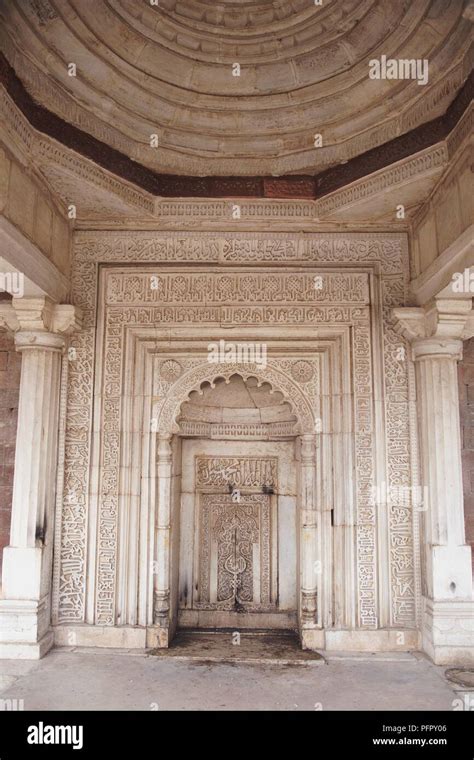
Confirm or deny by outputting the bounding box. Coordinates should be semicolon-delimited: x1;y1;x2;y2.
291;360;314;383
159;360;182;383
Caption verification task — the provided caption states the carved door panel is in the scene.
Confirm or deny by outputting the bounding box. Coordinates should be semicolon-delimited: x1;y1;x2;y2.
196;493;273;611
179;443;297;628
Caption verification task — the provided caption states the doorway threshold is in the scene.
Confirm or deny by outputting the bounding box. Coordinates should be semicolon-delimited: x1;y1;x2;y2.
148;629;325;666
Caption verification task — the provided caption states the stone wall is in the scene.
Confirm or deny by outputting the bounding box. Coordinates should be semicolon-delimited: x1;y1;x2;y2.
0;144;72;279
410;142;472;280
0;329;20;581
459;337;474;573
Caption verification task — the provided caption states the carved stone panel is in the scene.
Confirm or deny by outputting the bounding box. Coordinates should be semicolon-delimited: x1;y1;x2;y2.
196;456;277;491
196;493;272;612
194;456;277;612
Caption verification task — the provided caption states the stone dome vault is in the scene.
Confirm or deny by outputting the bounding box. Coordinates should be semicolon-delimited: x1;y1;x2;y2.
0;0;471;175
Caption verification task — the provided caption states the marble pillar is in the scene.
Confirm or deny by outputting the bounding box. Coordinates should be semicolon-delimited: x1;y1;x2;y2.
394;299;474;664
0;297;82;658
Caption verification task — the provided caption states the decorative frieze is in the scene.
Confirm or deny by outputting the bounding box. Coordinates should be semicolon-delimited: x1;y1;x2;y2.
196;457;277;491
36;140;155;214
317;146;448;217
155;200;317;221
179;420;298;440
105;271;370;306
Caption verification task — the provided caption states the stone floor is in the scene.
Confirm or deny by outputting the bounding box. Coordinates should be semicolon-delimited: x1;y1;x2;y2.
149;630;324;665
0;632;466;711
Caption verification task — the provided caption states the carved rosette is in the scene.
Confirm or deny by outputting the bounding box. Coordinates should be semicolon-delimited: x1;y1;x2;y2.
159;359;183;383
290;360;314;383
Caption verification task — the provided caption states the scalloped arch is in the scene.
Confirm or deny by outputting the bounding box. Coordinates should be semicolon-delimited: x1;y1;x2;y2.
156;362;316;435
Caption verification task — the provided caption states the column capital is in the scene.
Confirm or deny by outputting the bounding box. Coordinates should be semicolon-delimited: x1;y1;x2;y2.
156;434;172;474
393;299;473;360
156;433;172;456
0;297;82;351
300;433;316;461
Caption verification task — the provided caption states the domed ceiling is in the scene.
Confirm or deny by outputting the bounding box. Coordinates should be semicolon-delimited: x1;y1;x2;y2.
0;0;472;176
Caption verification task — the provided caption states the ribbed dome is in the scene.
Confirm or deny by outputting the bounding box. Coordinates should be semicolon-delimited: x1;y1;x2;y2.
0;0;471;174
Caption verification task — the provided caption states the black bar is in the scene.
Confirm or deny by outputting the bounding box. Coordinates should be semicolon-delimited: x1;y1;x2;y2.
0;710;471;757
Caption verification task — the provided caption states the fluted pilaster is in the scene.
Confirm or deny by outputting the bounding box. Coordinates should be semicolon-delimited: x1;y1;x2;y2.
393;298;473;664
0;297;82;658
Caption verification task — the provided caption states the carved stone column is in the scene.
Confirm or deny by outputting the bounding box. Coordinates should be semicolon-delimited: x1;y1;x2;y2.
148;433;173;648
393;299;474;664
0;297;82;658
299;433;320;649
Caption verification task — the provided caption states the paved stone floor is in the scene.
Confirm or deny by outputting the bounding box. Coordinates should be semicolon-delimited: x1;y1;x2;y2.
149;630;325;664
0;636;465;711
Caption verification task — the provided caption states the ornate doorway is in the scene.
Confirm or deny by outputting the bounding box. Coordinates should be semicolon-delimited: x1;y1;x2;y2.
177;375;298;630
179;442;297;630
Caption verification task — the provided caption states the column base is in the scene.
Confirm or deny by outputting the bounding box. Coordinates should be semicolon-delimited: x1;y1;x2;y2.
0;630;54;659
300;627;324;650
422;597;474;665
1;546;43;599
146;625;170;649
430;545;473;599
0;598;53;659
